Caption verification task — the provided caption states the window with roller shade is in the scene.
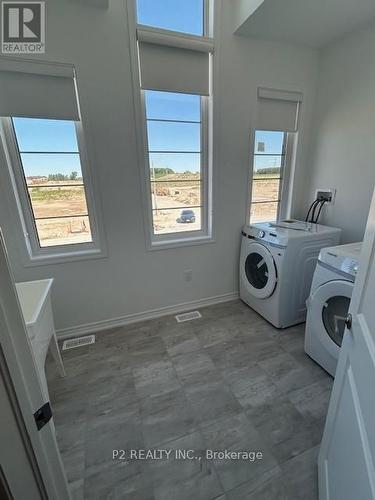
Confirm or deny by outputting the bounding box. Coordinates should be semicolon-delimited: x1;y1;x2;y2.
135;0;214;245
0;59;103;262
249;88;301;224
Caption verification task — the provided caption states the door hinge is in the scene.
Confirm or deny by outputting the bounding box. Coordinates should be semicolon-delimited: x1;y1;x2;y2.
34;402;52;431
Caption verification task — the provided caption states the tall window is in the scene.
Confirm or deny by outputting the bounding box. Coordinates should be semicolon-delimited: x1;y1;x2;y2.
136;0;204;35
250;130;287;223
6;118;95;249
134;0;213;245
144;91;205;235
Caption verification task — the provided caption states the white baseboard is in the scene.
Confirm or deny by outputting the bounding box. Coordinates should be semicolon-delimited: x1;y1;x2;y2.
57;291;240;340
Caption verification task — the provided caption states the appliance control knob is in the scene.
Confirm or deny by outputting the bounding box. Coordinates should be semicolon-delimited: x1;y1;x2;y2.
259;230;265;238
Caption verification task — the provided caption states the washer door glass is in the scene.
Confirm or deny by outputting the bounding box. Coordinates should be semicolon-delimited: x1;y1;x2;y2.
322;295;351;347
245;253;269;289
241;241;277;299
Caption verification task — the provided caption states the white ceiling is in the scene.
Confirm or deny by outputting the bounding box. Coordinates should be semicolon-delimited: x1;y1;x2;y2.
234;0;375;49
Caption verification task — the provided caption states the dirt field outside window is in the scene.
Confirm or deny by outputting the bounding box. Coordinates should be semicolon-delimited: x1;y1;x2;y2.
26;173;279;244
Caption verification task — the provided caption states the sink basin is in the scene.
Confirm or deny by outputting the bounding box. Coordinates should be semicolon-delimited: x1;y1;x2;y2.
16;278;65;400
16;278;53;335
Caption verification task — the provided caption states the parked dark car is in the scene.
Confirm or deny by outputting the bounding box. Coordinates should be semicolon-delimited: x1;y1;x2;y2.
177;209;196;223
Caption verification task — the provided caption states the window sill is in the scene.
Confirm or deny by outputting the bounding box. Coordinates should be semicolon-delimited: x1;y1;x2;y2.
148;234;215;251
23;246;107;267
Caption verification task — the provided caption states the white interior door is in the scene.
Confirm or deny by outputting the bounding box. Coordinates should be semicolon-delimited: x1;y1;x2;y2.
0;360;44;499
0;230;70;500
318;191;375;500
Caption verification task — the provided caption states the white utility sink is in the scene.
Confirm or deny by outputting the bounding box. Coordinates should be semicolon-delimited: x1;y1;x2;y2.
16;278;65;399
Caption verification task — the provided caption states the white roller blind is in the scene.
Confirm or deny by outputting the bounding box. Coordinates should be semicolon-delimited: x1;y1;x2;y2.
0;58;80;120
256;87;303;132
137;28;213;96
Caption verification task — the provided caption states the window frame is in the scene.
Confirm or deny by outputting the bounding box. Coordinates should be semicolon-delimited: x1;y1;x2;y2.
140;90;211;247
131;0;214;249
0;117;105;265
136;0;209;37
247;129;296;224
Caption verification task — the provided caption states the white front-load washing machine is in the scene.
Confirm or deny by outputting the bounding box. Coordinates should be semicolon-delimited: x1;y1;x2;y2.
304;242;362;376
239;220;341;328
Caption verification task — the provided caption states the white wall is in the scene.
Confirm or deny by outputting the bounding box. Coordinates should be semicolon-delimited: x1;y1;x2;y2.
0;0;319;334
299;21;375;242
232;0;264;33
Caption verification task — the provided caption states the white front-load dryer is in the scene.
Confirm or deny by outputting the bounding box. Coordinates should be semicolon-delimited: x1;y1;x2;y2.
240;240;278;300
240;220;341;328
240;235;282;327
304;242;362;376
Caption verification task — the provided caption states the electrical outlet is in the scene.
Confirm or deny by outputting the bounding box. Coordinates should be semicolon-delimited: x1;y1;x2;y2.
184;269;192;282
316;188;336;204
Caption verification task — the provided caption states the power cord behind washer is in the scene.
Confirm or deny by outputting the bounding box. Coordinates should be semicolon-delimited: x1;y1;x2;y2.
305;197;327;224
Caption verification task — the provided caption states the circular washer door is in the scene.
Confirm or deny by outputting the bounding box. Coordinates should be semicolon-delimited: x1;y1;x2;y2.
242;242;277;299
309;279;353;356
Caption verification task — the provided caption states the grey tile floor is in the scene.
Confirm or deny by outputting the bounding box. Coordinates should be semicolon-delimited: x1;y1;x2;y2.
46;300;333;500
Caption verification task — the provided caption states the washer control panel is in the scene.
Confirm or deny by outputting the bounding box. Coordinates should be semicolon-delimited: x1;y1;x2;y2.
341;258;358;276
320;244;361;278
241;225;287;247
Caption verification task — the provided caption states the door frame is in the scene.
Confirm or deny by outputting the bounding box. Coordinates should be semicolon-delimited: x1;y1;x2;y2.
0;230;70;500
